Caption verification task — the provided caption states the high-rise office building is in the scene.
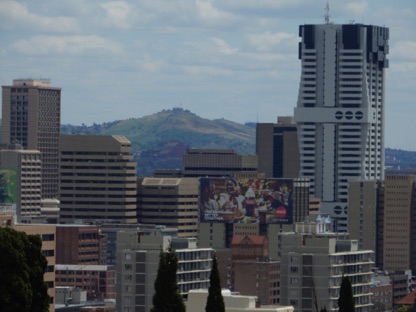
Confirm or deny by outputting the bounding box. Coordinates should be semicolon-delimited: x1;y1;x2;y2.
59;135;137;223
383;175;416;274
2;79;61;199
294;24;389;231
347;180;383;253
137;177;199;237
256;116;299;179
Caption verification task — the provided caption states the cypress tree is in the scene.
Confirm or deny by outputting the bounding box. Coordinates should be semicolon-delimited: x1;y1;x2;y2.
205;255;225;312
151;246;186;312
338;276;355;312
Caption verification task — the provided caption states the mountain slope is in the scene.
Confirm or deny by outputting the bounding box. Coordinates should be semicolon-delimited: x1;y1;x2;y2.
62;108;256;154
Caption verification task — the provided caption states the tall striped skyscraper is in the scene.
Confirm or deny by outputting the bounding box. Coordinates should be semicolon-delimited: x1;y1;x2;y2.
294;23;389;231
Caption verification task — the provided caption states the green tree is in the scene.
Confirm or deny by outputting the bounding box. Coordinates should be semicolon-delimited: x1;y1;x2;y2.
338;277;355;312
205;255;225;312
151;246;186;312
0;227;49;312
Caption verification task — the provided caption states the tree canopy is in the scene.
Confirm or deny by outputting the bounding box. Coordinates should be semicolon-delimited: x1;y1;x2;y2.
151;246;186;312
205;255;225;312
0;227;49;312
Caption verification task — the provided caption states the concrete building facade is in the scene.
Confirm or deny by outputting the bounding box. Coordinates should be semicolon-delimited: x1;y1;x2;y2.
348;180;383;257
116;230;213;312
230;235;281;305
256;117;299;179
280;221;374;311
383;175;416;274
59;135;137;224
137;177;199;237
56;224;102;265
183;149;259;178
55;264;115;301
0;147;42;217
2;79;61;199
294;24;389;231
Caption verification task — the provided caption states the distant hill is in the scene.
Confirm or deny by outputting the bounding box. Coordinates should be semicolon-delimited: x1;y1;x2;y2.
61;108;256;155
61;108;256;175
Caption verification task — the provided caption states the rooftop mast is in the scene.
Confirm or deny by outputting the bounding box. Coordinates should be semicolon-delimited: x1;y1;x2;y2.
324;2;330;24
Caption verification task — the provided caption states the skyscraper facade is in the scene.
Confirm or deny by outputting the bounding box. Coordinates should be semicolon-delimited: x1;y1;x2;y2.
294;23;389;230
2;79;61;199
256;116;299;179
59;135;137;224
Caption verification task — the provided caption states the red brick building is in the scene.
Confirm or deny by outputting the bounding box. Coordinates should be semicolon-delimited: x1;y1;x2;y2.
56;224;103;265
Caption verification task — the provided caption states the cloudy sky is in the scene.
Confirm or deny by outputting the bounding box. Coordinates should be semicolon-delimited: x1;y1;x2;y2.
1;0;415;149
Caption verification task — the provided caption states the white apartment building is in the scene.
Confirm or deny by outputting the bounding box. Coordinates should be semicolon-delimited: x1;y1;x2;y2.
280;219;374;311
294;23;389;231
116;229;214;312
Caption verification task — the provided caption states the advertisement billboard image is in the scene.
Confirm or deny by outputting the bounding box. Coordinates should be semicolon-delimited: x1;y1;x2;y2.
0;169;17;204
200;177;293;224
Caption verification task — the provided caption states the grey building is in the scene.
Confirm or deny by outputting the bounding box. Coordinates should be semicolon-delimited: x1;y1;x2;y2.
116;229;213;312
294;23;389;231
280;220;374;311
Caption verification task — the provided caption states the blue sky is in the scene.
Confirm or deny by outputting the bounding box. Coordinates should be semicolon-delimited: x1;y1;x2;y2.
1;0;415;150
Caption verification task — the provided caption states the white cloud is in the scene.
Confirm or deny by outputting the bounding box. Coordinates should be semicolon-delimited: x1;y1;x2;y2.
211;38;238;55
184;65;233;76
0;1;78;32
391;41;416;61
100;1;138;30
11;35;122;55
344;1;368;16
135;56;166;72
222;0;309;10
196;0;233;21
247;32;297;51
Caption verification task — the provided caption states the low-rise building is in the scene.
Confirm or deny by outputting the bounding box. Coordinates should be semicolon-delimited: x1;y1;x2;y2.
55;264;115;300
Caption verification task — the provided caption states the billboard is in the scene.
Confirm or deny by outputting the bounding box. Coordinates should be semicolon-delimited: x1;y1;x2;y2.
0;169;17;204
200;178;293;224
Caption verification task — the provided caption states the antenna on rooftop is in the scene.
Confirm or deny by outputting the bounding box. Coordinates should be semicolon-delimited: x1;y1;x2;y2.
324;2;330;24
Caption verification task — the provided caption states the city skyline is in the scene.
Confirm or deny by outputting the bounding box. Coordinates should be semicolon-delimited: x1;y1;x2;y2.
0;0;415;150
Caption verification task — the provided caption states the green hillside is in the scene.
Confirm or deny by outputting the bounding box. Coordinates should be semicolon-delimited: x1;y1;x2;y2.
61;108;256;155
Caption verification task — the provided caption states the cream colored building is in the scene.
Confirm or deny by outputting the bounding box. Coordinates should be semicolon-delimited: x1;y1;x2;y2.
186;289;294;312
2;79;61;199
59;135;137;223
0;147;42;217
183;149;260;178
137;177;199;237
